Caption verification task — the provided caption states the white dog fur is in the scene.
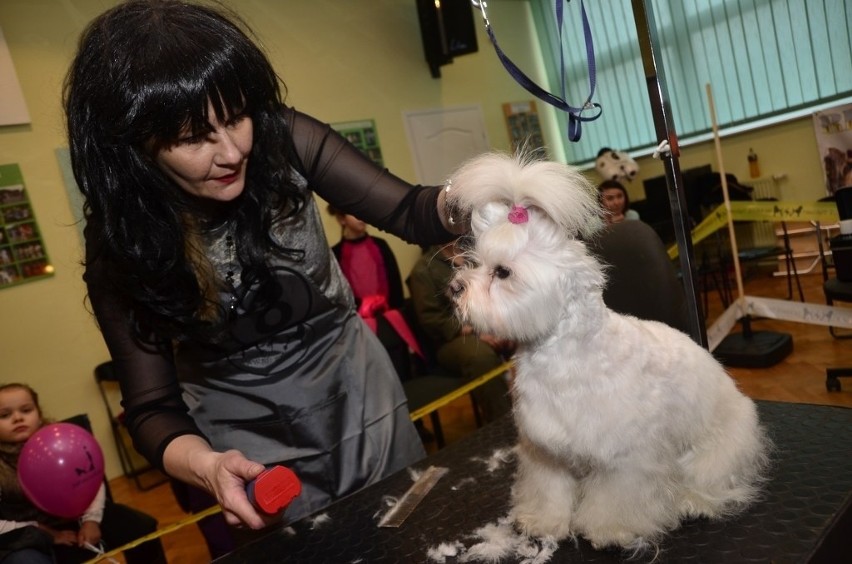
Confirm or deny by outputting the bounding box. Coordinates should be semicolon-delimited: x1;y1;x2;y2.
445;152;770;551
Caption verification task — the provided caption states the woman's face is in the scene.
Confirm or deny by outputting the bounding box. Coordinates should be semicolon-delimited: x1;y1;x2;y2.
600;187;626;215
154;103;254;202
0;387;41;444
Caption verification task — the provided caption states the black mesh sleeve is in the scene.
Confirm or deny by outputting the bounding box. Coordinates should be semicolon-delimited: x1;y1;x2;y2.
87;263;203;470
286;107;454;245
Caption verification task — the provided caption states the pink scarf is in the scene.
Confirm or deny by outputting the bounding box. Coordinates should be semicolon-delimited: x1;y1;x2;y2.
358;295;424;360
339;237;389;302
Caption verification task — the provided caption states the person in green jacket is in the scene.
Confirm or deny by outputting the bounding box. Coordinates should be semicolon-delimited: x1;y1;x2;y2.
407;241;513;423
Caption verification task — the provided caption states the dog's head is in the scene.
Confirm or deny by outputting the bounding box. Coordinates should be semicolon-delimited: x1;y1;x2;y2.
445;152;606;343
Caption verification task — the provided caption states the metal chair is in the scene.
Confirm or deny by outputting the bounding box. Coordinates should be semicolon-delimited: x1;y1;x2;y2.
819;238;852;391
816;221;852;340
814;186;852;391
94;361;167;491
735;200;804;302
816;190;852;392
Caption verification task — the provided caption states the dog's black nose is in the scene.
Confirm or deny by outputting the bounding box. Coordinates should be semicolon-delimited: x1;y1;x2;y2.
449;279;465;299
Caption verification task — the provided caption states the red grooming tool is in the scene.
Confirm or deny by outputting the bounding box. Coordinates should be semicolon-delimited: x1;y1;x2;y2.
245;465;302;514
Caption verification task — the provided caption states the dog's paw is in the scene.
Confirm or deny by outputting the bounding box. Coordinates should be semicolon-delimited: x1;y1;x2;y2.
512;510;574;541
584;528;644;551
677;493;723;519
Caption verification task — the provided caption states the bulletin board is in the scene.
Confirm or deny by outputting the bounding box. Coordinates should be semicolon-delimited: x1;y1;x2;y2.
0;164;53;288
332;119;385;167
503;101;544;153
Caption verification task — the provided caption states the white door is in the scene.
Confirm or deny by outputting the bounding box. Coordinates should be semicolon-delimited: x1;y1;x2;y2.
403;105;490;185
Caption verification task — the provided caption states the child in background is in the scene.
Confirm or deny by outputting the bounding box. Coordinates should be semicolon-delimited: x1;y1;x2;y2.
328;207;435;441
0;383;166;564
328;206;405;310
328;205;417;384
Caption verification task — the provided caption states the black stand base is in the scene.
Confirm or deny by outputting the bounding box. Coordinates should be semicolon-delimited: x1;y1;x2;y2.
713;316;793;368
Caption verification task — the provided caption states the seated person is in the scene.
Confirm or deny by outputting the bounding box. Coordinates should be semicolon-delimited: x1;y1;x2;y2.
598;179;640;224
407;241;513;424
0;383;166;564
328;206;434;442
328;205;404;310
328;205;418;384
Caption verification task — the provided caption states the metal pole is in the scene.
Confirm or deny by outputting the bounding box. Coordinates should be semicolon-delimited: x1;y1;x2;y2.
631;0;707;348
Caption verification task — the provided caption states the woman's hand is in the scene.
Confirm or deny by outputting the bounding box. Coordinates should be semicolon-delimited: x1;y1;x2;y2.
203;449;284;529
163;435;280;529
77;520;102;547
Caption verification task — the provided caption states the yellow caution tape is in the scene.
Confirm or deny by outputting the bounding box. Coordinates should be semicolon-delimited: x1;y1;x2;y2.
667;201;838;259
408;361;513;422
744;296;852;328
83;505;223;563
728;200;839;222
707;297;746;352
707;296;852;352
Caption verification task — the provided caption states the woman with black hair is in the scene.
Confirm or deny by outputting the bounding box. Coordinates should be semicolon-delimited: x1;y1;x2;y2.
597;179;640;224
64;0;458;534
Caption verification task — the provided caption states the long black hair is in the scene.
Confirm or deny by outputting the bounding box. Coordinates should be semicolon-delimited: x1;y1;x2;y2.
64;0;305;340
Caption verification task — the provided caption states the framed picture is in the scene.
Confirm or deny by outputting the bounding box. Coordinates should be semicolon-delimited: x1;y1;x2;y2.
332;119;385;168
503;101;544;154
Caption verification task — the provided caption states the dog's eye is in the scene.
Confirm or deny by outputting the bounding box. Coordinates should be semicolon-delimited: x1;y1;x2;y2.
493;265;512;279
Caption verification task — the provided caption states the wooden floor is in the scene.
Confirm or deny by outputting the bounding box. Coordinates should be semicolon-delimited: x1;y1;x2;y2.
108;269;852;563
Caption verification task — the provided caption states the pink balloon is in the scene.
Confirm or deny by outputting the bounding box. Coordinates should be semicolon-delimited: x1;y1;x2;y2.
17;423;105;519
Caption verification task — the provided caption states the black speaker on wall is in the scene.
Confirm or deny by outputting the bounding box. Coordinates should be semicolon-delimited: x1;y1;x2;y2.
416;0;479;78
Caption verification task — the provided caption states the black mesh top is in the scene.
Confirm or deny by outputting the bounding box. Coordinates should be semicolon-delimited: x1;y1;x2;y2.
87;106;453;468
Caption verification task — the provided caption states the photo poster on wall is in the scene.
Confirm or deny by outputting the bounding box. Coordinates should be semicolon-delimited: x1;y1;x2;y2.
503;101;544;154
331;119;385;168
0;163;54;289
813;102;852;196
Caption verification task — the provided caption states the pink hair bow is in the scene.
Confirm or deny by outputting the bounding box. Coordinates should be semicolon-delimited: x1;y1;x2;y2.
508;204;529;224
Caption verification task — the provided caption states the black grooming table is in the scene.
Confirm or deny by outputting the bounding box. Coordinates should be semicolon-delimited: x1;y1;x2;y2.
215;401;851;563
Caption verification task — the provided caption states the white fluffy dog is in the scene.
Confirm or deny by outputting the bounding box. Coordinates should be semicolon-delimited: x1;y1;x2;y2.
445;152;769;551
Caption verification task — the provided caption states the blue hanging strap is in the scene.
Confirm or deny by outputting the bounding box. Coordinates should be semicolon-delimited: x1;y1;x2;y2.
472;0;601;142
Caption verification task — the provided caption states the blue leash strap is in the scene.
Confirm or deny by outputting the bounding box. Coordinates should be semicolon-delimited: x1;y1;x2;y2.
473;0;601;142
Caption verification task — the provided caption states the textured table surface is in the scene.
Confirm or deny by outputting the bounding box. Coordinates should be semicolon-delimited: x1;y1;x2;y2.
216;401;851;563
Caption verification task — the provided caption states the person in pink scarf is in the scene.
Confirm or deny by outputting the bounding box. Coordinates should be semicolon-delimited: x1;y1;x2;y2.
327;207;433;442
328;207;405;311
